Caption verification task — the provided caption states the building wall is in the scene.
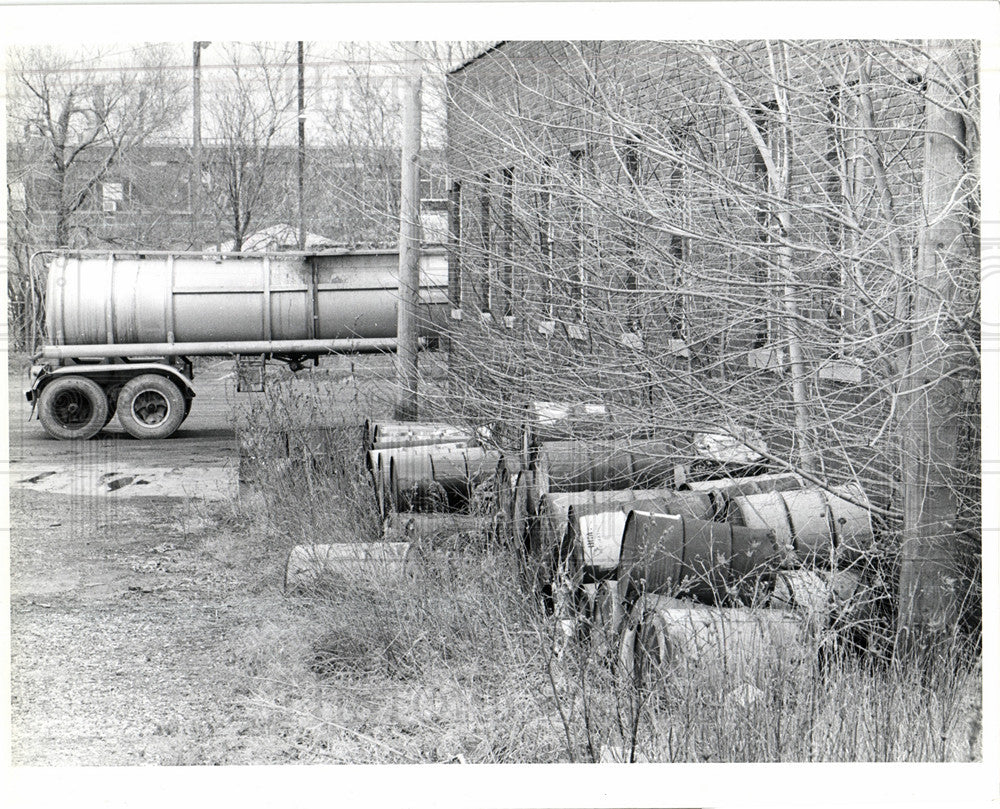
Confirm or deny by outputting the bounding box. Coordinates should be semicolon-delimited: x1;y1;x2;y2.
444;40;979;506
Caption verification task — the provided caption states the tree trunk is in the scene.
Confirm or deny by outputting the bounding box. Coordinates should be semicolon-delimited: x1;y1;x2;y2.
395;67;422;421
55;162;70;247
897;41;971;652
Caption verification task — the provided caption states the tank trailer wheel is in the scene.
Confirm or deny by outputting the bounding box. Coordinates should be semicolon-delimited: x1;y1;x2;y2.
38;376;110;440
116;374;186;439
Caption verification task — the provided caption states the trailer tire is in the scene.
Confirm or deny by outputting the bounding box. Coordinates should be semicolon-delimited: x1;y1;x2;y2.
38;376;110;440
116;374;186;439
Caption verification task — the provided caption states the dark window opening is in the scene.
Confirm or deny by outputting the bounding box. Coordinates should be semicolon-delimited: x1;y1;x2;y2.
479;172;491;312
750;100;780;349
500;167;514;318
448;180;462;306
538;165;554;318
623;138;641;296
569;146;586;322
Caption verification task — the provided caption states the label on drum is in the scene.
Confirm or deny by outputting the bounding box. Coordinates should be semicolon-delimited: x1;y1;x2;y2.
578;511;628;571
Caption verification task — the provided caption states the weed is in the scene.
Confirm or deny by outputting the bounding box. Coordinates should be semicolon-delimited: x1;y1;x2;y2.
230;362;982;763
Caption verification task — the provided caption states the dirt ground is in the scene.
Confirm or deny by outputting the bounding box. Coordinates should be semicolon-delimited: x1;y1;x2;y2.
6;355;394;764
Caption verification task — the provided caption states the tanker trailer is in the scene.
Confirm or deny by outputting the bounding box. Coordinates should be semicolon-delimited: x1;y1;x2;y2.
26;249;449;440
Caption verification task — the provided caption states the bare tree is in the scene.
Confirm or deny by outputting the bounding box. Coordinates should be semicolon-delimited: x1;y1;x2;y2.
442;40;980;649
7;44;184;247
307;41;489;246
202;42;298;251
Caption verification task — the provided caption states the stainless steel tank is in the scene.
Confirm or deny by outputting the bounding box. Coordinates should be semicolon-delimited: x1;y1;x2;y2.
45;249;448;347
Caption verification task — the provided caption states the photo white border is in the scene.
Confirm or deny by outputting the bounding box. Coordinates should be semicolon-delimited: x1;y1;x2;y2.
2;2;997;808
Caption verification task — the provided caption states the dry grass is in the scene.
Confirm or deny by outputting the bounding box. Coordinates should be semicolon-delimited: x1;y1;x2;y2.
229;367;982;764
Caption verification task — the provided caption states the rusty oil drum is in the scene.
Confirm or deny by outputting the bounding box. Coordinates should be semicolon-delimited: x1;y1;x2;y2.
618;511;784;605
563;492;715;582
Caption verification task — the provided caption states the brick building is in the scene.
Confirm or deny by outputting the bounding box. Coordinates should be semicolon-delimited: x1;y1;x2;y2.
443;40;979;509
8;139;449;252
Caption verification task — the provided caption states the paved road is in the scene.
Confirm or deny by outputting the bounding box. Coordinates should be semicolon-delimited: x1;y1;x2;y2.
7;358;240;499
7;352;404;494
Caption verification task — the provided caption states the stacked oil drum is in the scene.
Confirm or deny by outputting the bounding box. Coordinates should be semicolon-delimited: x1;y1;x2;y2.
309;402;879;680
502;401;879;676
284;419;495;591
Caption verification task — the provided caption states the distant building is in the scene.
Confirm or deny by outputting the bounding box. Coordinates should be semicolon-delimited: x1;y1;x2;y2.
7;140;448;252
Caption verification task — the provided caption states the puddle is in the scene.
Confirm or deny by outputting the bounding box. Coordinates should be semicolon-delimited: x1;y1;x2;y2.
106;476;136;492
12;465;236;500
19;471;57;485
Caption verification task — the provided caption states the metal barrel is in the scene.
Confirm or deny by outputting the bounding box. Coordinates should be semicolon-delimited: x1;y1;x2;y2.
370;421;478;449
781;488;835;565
387;445;501;513
825;483;875;564
728;491;796;562
388;450;439;513
531;487;685;562
489;453;523;549
511;469;535;554
284;542;412;591
564;492;715;582
371;433;478;452
770;568;863;613
618;512;783;604
619;596;808;679
531;439;682;495
522;400;611;448
679;471;805;496
370;442;464;513
46;249;448;348
432;446;501;509
729;483;874;568
365;449;387;514
363;418;376;453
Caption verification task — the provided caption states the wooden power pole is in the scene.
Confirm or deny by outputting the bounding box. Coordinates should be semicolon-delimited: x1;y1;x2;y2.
297;41;306;250
395;55;423;421
191;41;210;247
897;40;970;651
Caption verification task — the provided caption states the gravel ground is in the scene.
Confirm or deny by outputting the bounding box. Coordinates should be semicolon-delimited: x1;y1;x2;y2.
10;488;301;764
7;354;399;765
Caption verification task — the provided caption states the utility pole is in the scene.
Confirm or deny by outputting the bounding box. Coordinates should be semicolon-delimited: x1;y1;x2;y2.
897;40;970;653
191;41;210;248
395;47;423;421
297;41;306;250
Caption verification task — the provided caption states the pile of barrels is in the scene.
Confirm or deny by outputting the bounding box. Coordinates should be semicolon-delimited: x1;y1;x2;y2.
499;401;880;675
289;401;881;680
284;418;494;591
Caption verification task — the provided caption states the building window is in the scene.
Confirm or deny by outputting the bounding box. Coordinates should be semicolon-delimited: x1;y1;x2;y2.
623;133;689;340
537;162;555;319
664;131;688;340
102;181;124;213
448;180;462;307
569;145;586;322
750;100;782;349
479;172;492;312
823;88;863;353
500;167;514;318
623;138;641;295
